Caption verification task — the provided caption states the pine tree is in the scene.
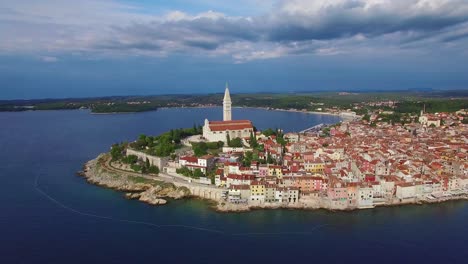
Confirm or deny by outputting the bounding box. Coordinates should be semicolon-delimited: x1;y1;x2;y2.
249;131;258;148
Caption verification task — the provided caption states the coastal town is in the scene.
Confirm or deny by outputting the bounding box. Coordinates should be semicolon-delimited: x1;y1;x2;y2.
83;86;468;211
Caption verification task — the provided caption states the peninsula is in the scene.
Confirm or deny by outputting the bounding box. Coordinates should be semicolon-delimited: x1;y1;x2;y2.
80;86;468;212
2;89;467;115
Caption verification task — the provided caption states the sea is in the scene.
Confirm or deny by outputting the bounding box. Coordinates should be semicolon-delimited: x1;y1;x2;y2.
0;107;466;264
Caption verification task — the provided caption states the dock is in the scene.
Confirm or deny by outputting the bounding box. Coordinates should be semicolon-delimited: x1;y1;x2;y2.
299;123;325;134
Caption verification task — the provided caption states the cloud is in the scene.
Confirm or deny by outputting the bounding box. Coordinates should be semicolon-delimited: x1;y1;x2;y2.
266;0;468;41
1;0;468;62
40;56;59;62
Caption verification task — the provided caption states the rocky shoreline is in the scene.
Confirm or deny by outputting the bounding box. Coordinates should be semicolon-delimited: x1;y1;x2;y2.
78;154;190;206
79;154;467;212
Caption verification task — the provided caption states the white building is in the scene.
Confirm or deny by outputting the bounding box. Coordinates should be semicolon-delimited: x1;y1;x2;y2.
358;185;374;208
396;183;416;199
202;84;254;142
178;155;214;173
419;109;441;127
226;174;254;187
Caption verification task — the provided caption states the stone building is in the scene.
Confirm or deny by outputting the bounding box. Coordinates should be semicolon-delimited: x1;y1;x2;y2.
202;84;254;142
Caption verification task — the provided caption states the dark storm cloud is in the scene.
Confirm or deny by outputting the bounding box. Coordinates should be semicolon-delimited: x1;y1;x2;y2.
3;0;468;60
442;31;468;42
105;15;260;52
176;16;259;42
97;0;468;57
183;40;219;50
94;41;161;51
267;3;468;42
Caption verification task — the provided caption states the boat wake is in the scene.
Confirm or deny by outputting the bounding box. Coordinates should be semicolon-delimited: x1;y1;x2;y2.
33;173;330;237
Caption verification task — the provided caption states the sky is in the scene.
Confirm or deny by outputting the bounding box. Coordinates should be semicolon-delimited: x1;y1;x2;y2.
1;0;468;99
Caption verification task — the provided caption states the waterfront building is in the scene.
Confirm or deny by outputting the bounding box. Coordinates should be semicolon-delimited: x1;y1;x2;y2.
346;183;359;208
250;181;266;202
265;184;277;202
287;188;300;203
275;188;287;203
228;185;250;203
357;184;374;208
327;180;348;209
396;182;417;199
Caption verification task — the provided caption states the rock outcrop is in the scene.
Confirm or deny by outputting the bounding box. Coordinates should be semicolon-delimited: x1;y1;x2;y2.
79;154;190;207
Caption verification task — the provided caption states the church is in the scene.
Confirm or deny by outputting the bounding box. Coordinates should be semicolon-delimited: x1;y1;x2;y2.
203;84;254;142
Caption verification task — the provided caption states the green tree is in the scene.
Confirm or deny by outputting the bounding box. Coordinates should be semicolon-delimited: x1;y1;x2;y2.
192;142;208;157
176;166;192;177
110;143;124;160
130;164;142;172
262;128;276;137
123;154;138;164
148;165;159;174
256;144;264;152
193;168;204;178
229;137;243;147
145;136;154;147
276;133;287;146
267;152;274;164
243;151;253;167
249;131;258;148
362;114;370;122
173;129;181;143
321;127;331;137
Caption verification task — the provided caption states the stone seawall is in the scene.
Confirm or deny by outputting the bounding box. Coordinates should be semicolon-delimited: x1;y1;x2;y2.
172;181;224;201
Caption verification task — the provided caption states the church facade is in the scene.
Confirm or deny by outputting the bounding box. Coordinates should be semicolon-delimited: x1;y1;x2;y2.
203;84;254;142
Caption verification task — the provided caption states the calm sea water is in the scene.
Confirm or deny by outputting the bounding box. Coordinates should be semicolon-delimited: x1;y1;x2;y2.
0;108;466;264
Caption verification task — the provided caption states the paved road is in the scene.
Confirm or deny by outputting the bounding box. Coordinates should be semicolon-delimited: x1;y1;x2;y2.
102;155;223;190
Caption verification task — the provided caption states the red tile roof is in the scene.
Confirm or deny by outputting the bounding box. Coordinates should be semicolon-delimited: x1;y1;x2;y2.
230;184;250;190
227;174;255;180
180;156;198;163
208;120;253;131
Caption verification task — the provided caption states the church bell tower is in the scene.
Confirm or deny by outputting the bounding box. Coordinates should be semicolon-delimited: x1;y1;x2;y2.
223;82;232;121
